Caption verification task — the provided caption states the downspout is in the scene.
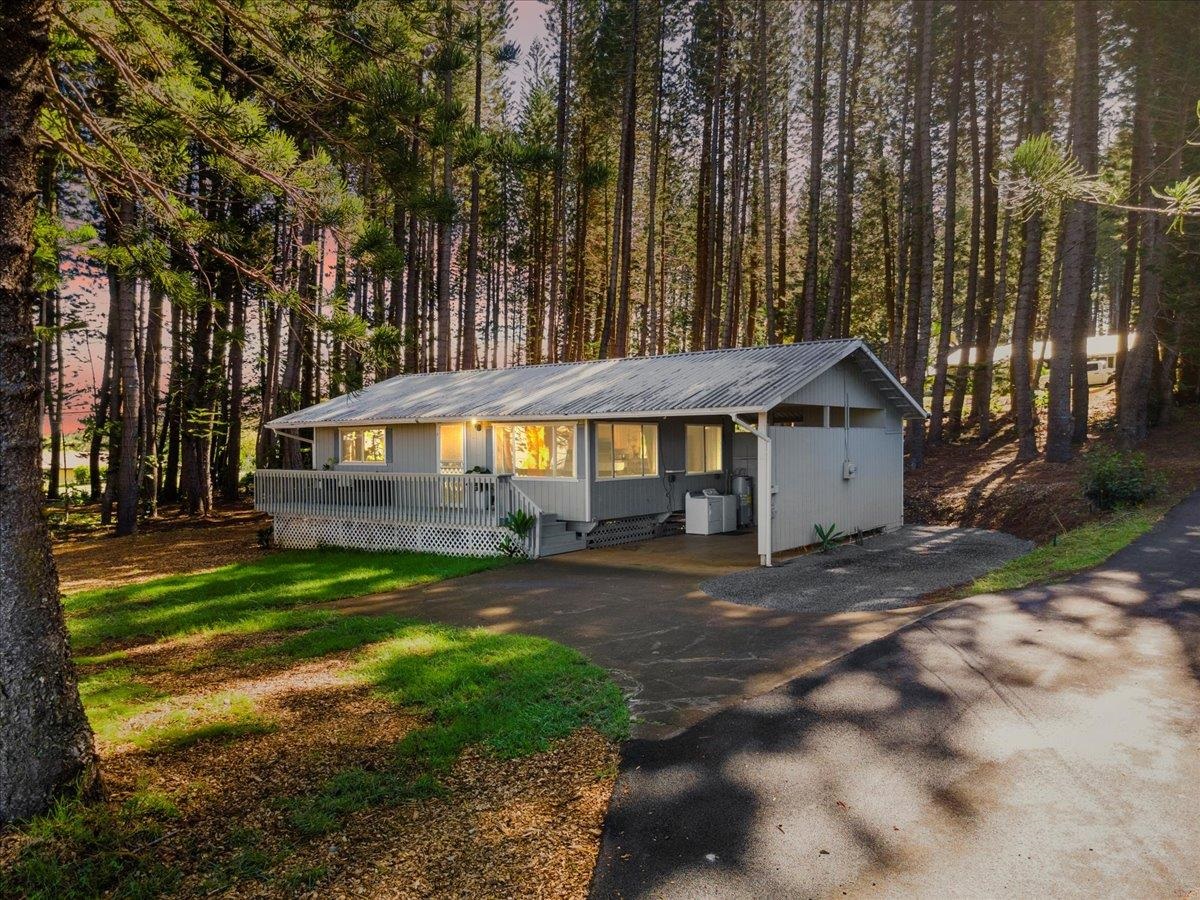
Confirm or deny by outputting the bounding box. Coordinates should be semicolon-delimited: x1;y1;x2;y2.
732;413;773;566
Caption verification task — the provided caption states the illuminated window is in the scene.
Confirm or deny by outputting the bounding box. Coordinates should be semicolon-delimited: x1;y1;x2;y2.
438;423;465;474
339;427;386;464
596;422;659;479
685;424;723;473
493;424;575;478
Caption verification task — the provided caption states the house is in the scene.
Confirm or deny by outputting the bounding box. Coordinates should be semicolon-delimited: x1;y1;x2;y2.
256;339;926;565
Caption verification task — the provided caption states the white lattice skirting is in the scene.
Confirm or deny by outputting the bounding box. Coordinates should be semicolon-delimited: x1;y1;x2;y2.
272;515;509;557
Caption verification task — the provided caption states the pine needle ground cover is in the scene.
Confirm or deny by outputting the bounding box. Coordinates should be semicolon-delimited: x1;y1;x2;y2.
1;548;628;898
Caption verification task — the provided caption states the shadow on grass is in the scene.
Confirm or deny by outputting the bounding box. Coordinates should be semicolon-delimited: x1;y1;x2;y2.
66;549;512;650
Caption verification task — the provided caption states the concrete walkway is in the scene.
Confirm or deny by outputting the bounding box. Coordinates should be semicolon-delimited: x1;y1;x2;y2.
591;492;1200;898
341;528;1019;738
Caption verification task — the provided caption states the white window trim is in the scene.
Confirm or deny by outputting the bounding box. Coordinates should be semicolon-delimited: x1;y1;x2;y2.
595;421;661;480
338;426;388;466
685;423;724;475
492;422;579;480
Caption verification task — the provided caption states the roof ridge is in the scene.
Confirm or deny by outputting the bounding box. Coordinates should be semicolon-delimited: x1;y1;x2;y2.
367;338;862;383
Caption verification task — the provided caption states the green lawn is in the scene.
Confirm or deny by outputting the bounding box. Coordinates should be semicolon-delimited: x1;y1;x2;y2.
4;548;628;898
961;500;1170;597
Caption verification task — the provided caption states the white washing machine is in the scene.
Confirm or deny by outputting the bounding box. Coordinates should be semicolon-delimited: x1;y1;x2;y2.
685;489;738;535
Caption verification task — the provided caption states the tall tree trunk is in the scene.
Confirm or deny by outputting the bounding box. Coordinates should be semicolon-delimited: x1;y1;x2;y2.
1118;85;1184;445
905;0;935;469
973;35;1003;440
1011;1;1048;462
949;29;982;434
928;2;965;444
614;0;640;358
1047;0;1099;461
757;0;774;349
823;0;861;339
1114;14;1151;389
0;0;100;822
141;275;164;516
642;0;665;355
797;0;826;342
436;24;454;372
113;198;141;536
463;7;483;370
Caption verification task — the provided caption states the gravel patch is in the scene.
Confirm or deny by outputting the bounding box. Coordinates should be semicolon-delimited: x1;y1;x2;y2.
701;525;1033;613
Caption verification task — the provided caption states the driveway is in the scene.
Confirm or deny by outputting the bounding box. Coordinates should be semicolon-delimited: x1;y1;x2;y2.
341;526;1027;738
591;491;1200;897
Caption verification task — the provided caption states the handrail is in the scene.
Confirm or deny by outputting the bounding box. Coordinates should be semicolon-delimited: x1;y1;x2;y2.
254;469;505;530
501;477;544;559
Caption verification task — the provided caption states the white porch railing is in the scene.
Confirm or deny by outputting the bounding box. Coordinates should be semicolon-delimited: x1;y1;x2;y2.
254;469;544;556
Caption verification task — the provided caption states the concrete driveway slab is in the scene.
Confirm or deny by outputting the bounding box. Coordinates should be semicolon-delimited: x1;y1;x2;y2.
701;525;1033;613
340;527;1026;739
591;491;1200;898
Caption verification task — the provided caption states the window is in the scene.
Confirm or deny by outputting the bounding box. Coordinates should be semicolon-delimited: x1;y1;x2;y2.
339;427;386;464
597;422;659;479
685;424;723;473
438;423;465;474
494;423;575;478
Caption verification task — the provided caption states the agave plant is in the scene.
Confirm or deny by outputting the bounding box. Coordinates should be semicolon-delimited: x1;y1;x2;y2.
813;522;843;553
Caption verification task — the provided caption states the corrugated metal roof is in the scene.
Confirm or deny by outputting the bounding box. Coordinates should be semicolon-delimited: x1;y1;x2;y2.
267;339;927;429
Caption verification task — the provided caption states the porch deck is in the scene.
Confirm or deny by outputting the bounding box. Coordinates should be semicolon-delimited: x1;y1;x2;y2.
254;469;543;557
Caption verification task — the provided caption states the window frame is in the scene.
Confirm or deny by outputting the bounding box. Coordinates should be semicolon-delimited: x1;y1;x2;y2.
437;422;466;474
338;426;387;465
685;423;724;474
595;421;660;480
492;422;578;480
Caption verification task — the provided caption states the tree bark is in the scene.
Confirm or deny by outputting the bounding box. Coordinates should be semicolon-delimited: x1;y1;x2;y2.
797;0;826;342
757;0;774;349
1011;2;1048;462
0;0;100;823
463;7;484;370
928;2;965;445
904;0;935;469
113;198;141;536
1046;0;1099;462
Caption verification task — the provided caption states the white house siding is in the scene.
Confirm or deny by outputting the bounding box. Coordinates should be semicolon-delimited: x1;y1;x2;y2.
769;425;903;554
783;359;886;409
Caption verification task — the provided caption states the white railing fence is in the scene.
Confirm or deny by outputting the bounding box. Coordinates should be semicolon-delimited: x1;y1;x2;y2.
254;469;544;557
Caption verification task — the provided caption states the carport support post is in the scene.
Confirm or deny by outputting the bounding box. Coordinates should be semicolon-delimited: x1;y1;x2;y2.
757;412;772;566
734;413;774;567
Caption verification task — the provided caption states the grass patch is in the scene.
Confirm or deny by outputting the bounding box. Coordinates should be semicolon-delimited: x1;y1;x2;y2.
963;501;1168;597
360;624;629;766
285;769;444;836
0;791;182;899
10;547;626;898
130;693;276;753
66;548;511;650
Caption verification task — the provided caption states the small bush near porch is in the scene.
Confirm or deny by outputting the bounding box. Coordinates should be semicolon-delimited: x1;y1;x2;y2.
1;546;628;897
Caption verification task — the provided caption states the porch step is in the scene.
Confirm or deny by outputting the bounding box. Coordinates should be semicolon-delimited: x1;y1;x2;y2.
537;514;586;557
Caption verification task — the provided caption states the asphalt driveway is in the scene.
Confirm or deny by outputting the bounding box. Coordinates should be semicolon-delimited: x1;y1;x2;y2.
342;526;1028;738
591;492;1200;897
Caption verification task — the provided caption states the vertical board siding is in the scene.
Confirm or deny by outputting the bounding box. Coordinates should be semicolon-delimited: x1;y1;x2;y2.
386;424;437;472
769;426;903;553
314;428;337;469
783;359;887;408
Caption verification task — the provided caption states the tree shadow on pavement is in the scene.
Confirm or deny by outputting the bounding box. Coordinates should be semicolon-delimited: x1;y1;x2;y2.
591;492;1200;898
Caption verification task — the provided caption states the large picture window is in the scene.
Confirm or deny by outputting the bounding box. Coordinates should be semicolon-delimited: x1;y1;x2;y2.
597;422;659;479
494;423;575;478
339;427;386;464
685;424;723;473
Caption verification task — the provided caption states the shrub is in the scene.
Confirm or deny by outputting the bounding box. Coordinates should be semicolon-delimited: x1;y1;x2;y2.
1081;448;1163;511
